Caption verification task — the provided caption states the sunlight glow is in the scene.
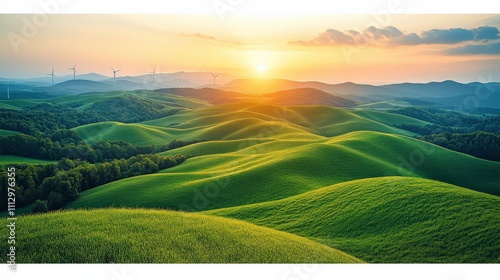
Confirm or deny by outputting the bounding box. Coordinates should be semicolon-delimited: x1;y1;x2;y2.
257;65;266;73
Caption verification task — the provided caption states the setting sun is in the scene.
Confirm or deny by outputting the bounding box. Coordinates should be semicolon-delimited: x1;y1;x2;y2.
257;65;266;73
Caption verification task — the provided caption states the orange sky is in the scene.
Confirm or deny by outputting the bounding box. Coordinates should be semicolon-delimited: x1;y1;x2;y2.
1;14;499;84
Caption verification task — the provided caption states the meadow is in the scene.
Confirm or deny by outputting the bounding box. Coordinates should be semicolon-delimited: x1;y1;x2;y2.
0;89;499;263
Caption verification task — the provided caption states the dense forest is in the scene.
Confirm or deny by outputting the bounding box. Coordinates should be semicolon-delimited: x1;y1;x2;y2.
0;134;201;161
390;107;500;161
0;95;178;135
0;96;197;212
390;107;500;134
419;131;500;161
0;154;188;212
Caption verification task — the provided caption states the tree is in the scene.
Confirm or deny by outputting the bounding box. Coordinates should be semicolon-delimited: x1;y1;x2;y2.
47;192;64;210
31;200;48;213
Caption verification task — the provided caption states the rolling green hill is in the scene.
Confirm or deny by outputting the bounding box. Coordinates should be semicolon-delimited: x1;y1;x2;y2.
143;103;426;137
0;128;20;137
69;130;500;212
355;100;413;109
0;155;56;166
207;177;500;263
74;102;428;146
0;208;361;263
4;93;499;264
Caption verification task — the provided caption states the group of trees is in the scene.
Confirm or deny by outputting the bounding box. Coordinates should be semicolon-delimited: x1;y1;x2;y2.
0;95;178;136
390;107;500;161
0;134;201;162
89;95;179;123
0;154;188;212
0;95;199;212
390;107;500;134
419;131;500;161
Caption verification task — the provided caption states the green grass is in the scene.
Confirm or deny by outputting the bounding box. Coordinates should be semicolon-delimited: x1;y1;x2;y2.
0;129;20;136
355;100;413;110
0;155;56;166
206;177;500;263
69;130;500;212
15;90;211;111
4;98;499;263
143;103;425;137
0;102;22;110
74;102;429;146
0;99;41;108
0;208;361;263
73;121;183;145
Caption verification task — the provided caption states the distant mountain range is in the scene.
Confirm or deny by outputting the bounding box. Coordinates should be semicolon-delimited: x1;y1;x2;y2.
159;87;357;108
215;78;500;109
1;72;499;110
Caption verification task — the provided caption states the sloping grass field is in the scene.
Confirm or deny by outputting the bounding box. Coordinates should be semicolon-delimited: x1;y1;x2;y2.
207;177;500;263
69;130;500;211
0;155;56;166
3;91;499;263
0;208;361;263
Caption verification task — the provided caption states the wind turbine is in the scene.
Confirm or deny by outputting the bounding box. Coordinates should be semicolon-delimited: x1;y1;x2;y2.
149;67;157;84
210;72;220;85
4;81;13;99
110;67;121;87
7;81;13;99
68;65;77;80
46;68;57;86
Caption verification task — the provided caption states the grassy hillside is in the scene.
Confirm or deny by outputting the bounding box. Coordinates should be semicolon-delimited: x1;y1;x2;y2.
207;177;500;263
143;103;425;137
75;102;429;146
0;128;20;136
74;121;179;145
69;131;500;211
0;155;55;166
355;100;412;109
0;102;22;110
0;208;361;263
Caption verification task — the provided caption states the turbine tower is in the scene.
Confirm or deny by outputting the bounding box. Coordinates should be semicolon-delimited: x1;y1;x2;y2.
68;65;77;80
149;67;157;84
4;81;13;99
210;72;220;85
8;81;13;99
46;68;57;86
110;67;121;87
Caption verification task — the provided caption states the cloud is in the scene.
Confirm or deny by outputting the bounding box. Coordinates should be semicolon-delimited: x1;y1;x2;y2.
446;42;500;55
289;25;500;47
180;33;242;46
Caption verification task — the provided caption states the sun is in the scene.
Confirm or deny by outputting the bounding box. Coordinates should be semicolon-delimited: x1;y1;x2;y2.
257;65;266;73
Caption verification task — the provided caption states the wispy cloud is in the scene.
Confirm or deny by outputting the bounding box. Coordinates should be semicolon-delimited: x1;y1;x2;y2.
289;25;500;47
180;32;243;46
446;42;500;55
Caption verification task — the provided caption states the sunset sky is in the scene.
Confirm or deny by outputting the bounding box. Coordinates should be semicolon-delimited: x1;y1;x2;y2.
1;13;500;84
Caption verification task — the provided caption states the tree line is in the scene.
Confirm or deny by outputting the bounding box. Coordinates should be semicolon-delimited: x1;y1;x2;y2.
0;154;188;212
0;134;201;162
389;107;500;134
0;95;179;136
419;131;500;161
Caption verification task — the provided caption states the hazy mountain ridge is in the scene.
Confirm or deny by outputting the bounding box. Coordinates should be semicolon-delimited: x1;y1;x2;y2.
1;74;499;109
